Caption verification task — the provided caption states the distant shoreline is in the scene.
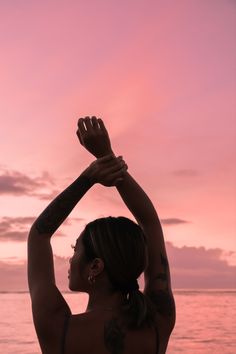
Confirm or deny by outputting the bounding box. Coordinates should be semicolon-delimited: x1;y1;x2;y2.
0;288;235;294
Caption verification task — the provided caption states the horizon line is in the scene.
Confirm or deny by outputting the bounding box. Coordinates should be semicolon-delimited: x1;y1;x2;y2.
0;288;236;294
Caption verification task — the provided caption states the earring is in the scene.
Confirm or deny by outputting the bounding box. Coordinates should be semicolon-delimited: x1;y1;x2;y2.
88;274;96;285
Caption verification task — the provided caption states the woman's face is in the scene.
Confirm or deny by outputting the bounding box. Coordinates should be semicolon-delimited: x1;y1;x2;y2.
68;231;89;292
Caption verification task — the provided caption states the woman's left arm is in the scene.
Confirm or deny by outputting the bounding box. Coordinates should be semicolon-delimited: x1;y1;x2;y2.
27;167;95;350
27;168;93;291
27;154;125;294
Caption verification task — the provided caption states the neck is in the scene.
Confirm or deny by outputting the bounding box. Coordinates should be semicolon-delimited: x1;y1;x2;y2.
86;290;125;312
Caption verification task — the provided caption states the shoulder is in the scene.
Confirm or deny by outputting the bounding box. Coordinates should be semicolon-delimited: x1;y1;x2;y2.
37;313;88;354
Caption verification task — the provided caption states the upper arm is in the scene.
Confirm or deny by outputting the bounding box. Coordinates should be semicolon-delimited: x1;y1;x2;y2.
27;225;71;346
139;219;176;328
27;225;56;294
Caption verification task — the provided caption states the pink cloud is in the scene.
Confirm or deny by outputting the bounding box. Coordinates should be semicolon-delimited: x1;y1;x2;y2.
0;243;235;292
0;216;83;242
161;218;190;226
0;169;57;198
167;242;236;289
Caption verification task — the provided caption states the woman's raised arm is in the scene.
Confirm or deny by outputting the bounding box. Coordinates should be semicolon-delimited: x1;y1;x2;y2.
77;116;175;329
113;160;176;329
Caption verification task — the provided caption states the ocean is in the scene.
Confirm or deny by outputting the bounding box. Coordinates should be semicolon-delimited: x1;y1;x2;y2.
0;290;235;353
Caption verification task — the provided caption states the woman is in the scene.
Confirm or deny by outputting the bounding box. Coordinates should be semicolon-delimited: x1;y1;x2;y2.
27;116;176;354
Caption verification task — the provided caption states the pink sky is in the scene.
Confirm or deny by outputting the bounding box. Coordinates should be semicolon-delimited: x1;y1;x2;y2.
0;0;235;290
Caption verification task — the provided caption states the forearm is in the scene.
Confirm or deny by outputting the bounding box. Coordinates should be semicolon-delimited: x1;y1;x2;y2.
115;168;167;268
32;169;94;237
115;170;160;226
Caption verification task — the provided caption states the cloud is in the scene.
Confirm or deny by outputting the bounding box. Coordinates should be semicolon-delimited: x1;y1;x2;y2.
172;169;199;177
161;218;189;225
0;213;189;242
0;216;68;242
0;242;235;292
0;169;58;199
0;216;36;228
0;216;34;242
166;242;236;289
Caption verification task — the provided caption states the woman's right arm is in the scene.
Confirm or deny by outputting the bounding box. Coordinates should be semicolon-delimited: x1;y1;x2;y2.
115;169;176;328
76;116;175;327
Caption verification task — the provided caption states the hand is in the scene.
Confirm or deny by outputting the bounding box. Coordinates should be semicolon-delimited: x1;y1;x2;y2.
77;116;114;158
83;154;128;187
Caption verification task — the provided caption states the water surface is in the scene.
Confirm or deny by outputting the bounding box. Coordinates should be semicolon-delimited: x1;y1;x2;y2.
0;290;235;353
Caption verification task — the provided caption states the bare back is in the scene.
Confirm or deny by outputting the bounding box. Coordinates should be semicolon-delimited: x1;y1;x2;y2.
59;307;173;354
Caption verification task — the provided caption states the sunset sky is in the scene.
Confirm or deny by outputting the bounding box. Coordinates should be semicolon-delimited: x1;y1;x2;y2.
0;0;235;290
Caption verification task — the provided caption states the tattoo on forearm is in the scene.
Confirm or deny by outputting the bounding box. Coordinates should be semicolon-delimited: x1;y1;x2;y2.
34;174;91;235
104;317;126;354
34;196;76;234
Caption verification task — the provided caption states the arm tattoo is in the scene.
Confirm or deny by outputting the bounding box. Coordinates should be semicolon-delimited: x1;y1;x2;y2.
104;317;126;354
149;252;175;317
33;174;92;235
152;253;169;290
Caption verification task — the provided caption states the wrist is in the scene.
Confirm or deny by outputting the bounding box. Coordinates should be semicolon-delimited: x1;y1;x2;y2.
95;150;115;158
81;167;96;187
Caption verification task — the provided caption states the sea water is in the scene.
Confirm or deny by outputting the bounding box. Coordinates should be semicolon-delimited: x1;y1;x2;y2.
0;290;235;354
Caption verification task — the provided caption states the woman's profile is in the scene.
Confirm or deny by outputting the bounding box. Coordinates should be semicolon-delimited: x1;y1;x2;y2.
27;116;176;354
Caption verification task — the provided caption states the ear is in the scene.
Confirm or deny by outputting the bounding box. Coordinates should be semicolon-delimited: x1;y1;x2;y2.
90;258;104;275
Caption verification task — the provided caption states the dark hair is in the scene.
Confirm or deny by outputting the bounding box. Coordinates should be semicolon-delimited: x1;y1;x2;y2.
80;216;156;330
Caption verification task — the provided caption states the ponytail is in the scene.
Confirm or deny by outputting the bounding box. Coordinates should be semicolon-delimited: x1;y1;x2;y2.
119;288;156;329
